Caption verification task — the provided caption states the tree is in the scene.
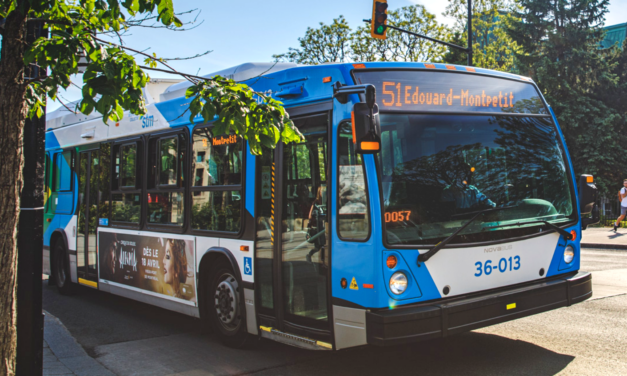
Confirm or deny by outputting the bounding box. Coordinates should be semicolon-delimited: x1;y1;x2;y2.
509;0;627;197
0;1;300;374
272;15;352;64
441;30;468;66
274;5;450;64
443;0;522;71
351;5;450;62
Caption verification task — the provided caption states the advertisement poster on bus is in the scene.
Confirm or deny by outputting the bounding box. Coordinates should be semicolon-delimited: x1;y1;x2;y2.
98;230;196;303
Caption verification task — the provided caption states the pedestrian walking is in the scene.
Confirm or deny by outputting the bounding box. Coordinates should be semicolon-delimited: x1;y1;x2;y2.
614;179;627;232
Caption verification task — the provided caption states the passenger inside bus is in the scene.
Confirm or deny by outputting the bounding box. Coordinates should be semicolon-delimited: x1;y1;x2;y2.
306;186;326;263
441;161;496;214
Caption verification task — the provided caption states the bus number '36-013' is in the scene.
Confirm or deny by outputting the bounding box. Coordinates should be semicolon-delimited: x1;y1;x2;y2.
475;256;521;277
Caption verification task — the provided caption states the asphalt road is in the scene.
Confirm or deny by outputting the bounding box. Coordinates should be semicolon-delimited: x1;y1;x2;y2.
43;249;627;376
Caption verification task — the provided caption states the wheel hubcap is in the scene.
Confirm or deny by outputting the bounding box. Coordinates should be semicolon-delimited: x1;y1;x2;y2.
214;276;238;326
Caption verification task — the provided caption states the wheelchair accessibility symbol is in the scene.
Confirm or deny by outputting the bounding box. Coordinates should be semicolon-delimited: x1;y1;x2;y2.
244;257;252;275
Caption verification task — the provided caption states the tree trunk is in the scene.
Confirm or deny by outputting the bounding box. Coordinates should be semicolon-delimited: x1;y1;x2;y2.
0;6;30;376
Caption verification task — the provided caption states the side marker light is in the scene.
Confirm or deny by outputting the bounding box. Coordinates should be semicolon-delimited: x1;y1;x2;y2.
386;255;397;269
341;278;348;289
323;76;332;83
240;245;249;252
361;141;380;151
506;303;516;310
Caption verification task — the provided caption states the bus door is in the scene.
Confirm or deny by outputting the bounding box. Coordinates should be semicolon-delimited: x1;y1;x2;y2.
76;145;110;288
255;112;332;345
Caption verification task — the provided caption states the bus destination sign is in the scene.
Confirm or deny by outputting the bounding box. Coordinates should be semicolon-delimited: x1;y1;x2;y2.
353;70;548;115
380;82;516;111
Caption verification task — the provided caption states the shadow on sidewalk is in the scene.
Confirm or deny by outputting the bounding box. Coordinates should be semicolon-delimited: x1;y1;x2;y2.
44;280;574;376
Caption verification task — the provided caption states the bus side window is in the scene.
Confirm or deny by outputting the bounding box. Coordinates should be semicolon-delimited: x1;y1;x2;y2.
111;142;142;224
146;134;186;227
190;127;243;233
337;122;370;241
53;150;73;192
99;143;111;226
49;150;74;215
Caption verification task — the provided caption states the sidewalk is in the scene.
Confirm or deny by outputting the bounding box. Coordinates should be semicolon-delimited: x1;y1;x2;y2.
582;227;627;250
44;311;115;376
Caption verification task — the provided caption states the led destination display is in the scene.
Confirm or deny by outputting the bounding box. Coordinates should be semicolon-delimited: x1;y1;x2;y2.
354;70;548;115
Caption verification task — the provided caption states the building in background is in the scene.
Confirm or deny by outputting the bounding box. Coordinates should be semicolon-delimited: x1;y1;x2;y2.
601;23;627;49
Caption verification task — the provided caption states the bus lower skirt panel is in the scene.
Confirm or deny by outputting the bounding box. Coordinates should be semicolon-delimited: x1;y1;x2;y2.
366;271;592;346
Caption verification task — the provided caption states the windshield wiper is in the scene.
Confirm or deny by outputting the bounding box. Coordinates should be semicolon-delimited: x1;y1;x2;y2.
483;220;574;241
417;205;519;263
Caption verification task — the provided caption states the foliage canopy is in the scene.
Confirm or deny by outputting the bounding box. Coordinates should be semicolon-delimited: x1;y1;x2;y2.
273;5;451;64
443;0;522;71
1;0;302;155
509;0;627;196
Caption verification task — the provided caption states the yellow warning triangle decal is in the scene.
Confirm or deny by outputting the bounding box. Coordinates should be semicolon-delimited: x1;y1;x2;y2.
349;277;359;290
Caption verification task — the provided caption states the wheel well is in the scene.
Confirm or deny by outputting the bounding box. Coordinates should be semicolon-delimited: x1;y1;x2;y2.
198;252;230;282
197;251;241;319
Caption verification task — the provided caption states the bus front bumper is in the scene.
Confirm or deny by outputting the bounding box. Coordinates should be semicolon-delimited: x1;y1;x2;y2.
366;271;592;346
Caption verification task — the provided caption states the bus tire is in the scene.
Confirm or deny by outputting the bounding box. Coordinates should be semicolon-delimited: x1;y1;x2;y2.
204;258;250;348
53;238;75;295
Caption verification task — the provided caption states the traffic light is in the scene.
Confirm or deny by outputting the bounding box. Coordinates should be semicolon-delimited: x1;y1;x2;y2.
371;0;388;40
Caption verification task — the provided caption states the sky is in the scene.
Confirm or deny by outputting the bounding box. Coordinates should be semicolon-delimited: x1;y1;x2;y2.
46;0;627;111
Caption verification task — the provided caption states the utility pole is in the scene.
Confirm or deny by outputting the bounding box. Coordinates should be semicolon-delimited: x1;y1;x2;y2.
16;19;46;376
467;0;473;66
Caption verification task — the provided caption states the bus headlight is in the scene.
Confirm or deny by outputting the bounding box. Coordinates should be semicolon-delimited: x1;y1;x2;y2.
389;272;408;295
564;246;575;264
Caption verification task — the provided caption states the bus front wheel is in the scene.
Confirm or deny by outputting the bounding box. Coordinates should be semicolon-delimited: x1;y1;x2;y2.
53;238;75;295
204;259;250;348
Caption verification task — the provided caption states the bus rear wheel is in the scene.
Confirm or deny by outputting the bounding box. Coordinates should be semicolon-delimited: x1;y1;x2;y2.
204;259;250;348
53;238;75;295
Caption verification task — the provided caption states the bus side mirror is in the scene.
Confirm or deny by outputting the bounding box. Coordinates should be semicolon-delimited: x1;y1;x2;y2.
352;102;381;154
579;174;599;230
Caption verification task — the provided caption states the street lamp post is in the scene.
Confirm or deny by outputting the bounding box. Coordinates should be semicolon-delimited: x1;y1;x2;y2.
15;20;46;376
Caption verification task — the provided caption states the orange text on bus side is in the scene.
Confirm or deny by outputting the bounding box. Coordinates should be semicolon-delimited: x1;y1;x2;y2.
212;134;238;146
381;82;515;109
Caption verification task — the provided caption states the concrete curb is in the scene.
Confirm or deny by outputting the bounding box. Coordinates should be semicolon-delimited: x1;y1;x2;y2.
581;243;627;250
44;310;116;376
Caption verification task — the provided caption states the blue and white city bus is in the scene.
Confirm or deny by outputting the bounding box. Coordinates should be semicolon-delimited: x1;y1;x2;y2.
43;61;598;350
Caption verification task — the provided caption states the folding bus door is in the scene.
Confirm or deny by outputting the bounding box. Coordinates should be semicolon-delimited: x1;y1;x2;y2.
255;112;332;347
77;146;109;287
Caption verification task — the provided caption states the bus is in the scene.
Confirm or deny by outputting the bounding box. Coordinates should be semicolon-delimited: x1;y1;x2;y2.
43;61;599;350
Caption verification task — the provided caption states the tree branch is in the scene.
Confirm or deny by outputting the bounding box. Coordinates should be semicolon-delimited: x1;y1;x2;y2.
159;50;212;61
138;65;208;81
56;97;79;114
27;18;73;26
92;36;200;84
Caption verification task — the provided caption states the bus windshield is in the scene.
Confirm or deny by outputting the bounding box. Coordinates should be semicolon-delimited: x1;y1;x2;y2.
377;113;576;246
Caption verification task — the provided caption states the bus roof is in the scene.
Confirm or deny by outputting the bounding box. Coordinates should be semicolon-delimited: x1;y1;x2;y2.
45;62;535;149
